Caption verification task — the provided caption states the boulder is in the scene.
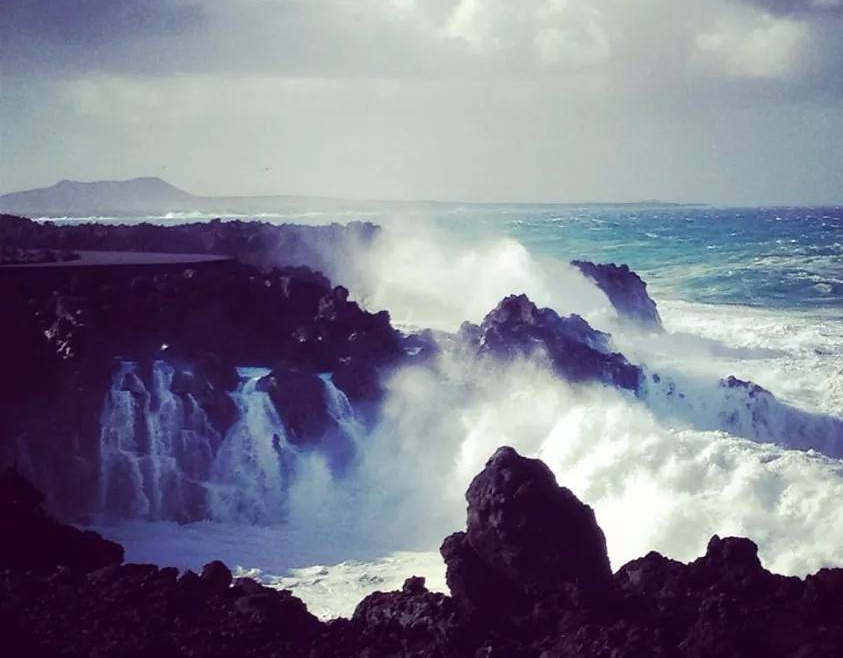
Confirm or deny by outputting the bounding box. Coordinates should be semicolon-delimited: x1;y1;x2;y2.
441;446;612;617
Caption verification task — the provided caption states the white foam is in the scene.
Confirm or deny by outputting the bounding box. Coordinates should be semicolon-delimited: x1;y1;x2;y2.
92;228;843;621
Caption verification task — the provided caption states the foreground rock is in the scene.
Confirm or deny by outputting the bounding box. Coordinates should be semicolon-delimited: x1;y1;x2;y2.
460;294;642;391
441;447;611;620
3;450;842;656
0;466;123;572
572;260;663;330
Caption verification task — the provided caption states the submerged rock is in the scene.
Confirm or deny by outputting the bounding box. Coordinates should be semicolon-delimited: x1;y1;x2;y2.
572;260;662;330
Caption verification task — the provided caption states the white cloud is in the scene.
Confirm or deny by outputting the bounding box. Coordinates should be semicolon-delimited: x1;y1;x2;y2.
696;13;809;78
442;0;612;66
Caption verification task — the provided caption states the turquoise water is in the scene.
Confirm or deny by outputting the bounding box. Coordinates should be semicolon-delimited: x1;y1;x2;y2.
42;204;843;311
430;205;843;312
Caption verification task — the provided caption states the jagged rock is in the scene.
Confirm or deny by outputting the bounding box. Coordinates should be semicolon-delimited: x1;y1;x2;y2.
332;360;384;407
352;576;482;655
614;550;690;599
463;295;642;391
2;461;843;656
572;260;662;330
441;446;612;617
169;368;195;396
720;375;771;398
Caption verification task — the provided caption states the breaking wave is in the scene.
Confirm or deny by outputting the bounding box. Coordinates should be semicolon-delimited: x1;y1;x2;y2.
92;219;843;618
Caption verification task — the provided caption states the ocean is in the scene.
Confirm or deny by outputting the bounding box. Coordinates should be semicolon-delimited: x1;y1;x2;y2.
46;204;842;619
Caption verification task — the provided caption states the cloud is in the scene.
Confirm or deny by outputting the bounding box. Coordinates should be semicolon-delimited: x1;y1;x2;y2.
2;0;841;87
2;0;842;204
442;0;612;66
0;0;203;74
737;0;843;15
696;13;810;78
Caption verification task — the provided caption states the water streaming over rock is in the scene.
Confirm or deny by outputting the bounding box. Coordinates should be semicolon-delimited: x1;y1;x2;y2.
97;362;363;523
98;361;219;521
207;368;296;523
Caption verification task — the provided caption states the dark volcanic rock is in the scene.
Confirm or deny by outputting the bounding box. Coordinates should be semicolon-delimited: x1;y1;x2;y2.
462;294;642;391
720;375;772;397
442;447;612;617
256;368;352;455
200;560;233;593
351;577;482;655
0;213;377;285
572;260;662;330
1;255;403;519
0;466;123;572
2;459;843;656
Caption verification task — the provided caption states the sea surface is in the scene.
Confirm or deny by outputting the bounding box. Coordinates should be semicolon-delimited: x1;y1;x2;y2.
44;204;843;619
41;204;843;311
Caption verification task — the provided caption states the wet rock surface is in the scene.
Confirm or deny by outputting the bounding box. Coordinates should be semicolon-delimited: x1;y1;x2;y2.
572;260;662;330
460;294;643;391
3;450;842;657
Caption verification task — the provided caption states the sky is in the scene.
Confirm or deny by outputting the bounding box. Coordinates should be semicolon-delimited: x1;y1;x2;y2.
1;0;842;205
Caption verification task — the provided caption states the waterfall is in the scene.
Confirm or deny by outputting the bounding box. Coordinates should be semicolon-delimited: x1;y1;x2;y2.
98;361;218;521
99;362;149;518
320;373;365;448
97;362;365;523
207;368;296;523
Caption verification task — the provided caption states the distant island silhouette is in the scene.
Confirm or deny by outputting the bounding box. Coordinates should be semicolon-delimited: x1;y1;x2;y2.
0;177;699;216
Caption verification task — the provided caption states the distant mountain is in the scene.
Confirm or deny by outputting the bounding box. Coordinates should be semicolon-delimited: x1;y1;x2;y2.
0;177;700;217
0;178;380;217
0;178;199;215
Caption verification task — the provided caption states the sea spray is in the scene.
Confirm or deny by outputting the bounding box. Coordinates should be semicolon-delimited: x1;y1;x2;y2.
346;218;618;331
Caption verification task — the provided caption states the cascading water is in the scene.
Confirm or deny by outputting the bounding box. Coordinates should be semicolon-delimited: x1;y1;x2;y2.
97;363;365;523
320;373;365;448
98;361;218;521
207;368;296;523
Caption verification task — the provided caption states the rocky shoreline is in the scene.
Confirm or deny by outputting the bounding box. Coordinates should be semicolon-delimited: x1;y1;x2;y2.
3;213;841;655
3;448;842;657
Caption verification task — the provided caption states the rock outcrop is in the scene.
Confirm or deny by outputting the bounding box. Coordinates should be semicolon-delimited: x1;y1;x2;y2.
572;260;663;330
0;256;404;520
460;294;642;391
0;212;375;286
2;451;843;656
441;447;612;619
